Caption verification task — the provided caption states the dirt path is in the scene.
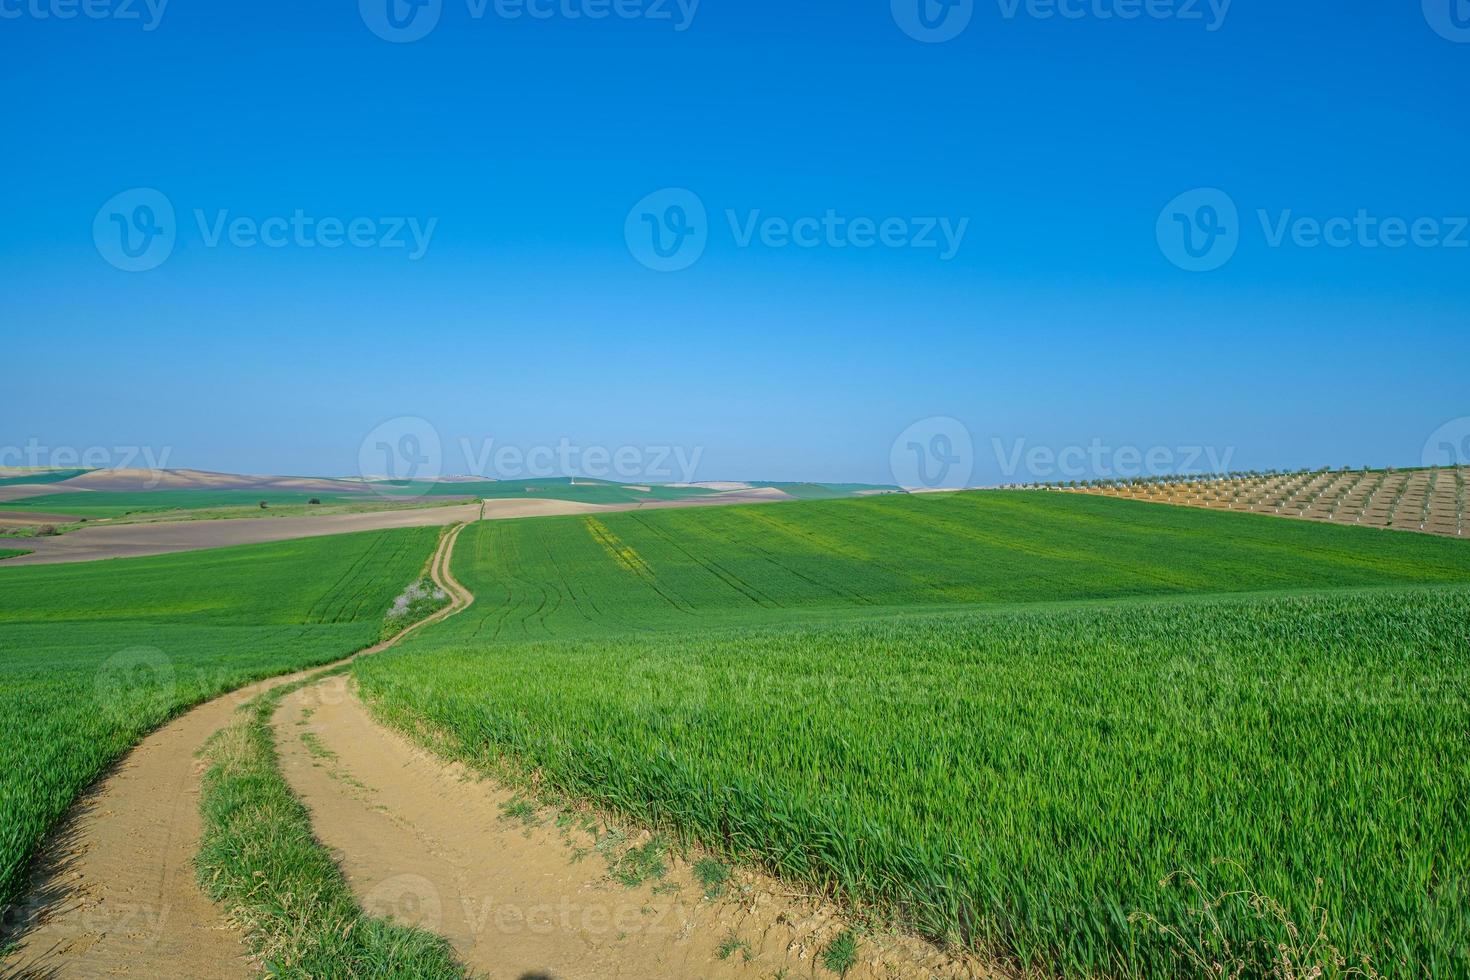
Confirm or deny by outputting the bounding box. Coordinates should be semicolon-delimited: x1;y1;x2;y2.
6;519;985;979
0;525;472;979
274;598;984;979
276;678;985;980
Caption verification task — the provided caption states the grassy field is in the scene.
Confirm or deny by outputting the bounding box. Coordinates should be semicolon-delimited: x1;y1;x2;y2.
354;492;1470;977
0;549;28;562
0;527;439;913
0;469;91;487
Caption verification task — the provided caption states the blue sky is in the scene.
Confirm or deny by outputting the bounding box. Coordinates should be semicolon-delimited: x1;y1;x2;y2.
3;0;1467;486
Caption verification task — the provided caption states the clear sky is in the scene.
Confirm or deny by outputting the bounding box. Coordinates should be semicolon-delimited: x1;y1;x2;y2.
3;1;1467;486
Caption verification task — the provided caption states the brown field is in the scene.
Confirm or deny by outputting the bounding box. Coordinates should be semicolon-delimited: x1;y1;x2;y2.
0;484;87;504
55;467;379;494
0;491;796;565
1040;466;1468;538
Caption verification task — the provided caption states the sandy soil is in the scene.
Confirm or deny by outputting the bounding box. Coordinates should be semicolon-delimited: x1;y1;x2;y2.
0;511;83;526
0;526;472;979
276;676;986;980
0;687;255;980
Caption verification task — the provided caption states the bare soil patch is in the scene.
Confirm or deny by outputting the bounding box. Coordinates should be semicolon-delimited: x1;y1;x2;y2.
6;491;795;566
4;504;483;566
56;468;376;494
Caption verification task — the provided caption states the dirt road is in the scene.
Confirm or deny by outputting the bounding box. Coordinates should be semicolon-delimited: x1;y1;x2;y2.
5;516;982;979
276;675;983;980
0;526;472;979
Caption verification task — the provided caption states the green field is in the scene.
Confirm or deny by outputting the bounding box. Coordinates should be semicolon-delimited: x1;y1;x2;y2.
354;492;1470;977
0;549;28;562
0;469;91;488
0;527;439;912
